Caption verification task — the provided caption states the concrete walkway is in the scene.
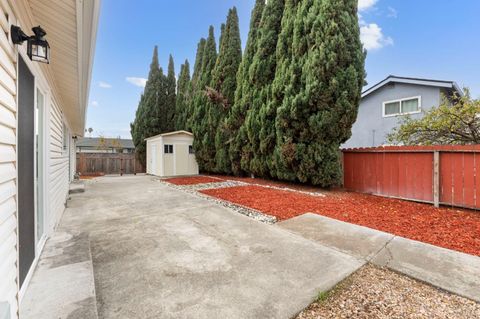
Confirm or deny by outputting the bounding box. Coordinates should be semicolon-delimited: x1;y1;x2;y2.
279;213;480;303
22;176;362;319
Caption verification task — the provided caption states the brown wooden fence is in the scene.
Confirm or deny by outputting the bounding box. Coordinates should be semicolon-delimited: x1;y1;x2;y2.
76;152;145;176
342;145;480;210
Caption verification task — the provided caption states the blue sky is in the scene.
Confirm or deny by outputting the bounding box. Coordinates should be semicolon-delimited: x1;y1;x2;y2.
86;0;480;138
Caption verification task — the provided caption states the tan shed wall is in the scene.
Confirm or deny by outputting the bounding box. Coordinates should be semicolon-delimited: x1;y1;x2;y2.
146;133;198;177
163;154;174;176
174;144;189;175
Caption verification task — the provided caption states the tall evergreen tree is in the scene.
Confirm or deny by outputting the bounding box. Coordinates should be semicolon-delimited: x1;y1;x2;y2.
212;7;243;173
270;0;302;182
186;38;206;131
243;0;285;178
174;60;191;130
274;0;365;186
227;0;266;175
153;66;168;133
191;26;217;171
191;38;206;90
130;46;162;165
165;54;176;132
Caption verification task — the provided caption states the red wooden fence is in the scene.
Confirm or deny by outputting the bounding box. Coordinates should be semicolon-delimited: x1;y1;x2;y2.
342;145;480;210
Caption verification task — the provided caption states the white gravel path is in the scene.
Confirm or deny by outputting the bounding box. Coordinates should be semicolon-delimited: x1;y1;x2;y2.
296;265;480;319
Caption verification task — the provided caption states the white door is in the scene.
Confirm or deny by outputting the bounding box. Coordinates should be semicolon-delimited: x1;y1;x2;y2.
150;144;157;174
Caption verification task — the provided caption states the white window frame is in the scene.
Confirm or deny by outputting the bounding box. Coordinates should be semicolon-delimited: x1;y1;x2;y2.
382;96;422;117
164;144;173;154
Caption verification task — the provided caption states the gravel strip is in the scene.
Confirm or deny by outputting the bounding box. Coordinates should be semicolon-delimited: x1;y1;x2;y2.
296;265;480;319
177;180;247;191
158;179;277;224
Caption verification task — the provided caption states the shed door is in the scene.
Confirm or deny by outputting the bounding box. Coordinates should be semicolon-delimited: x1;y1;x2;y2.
18;56;35;287
175;144;189;175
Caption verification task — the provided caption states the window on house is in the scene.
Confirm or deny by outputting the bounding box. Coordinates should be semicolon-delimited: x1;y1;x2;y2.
164;144;173;154
189;145;194;154
384;101;400;116
383;96;420;116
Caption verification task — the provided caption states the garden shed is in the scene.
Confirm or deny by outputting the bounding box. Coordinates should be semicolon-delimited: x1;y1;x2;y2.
145;131;199;177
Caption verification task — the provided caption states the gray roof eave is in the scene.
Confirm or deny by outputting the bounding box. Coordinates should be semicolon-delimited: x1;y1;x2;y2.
362;75;464;99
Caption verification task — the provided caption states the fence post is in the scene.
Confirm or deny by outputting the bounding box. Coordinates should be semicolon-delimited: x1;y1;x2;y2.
433;151;440;207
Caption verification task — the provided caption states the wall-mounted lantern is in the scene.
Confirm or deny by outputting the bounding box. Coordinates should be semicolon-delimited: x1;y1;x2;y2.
11;25;50;64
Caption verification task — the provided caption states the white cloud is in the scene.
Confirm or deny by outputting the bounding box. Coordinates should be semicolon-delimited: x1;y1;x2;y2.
98;81;112;88
358;0;378;11
357;1;394;51
126;77;147;88
360;23;393;51
91;100;99;107
387;6;398;18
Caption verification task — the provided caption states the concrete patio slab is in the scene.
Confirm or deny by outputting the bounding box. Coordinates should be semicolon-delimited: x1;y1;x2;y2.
278;213;480;303
278;213;394;260
20;232;98;319
24;176;363;319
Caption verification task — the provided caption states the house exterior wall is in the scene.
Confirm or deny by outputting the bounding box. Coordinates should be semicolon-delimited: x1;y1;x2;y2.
47;99;71;231
0;2;21;318
0;1;85;318
343;83;442;148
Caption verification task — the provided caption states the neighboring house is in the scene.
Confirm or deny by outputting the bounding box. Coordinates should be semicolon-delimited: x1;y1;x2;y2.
343;75;463;149
0;1;99;318
77;137;135;154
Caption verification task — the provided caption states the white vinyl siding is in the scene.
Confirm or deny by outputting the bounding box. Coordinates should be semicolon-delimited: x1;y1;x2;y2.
48;101;70;229
0;1;18;318
70;138;76;181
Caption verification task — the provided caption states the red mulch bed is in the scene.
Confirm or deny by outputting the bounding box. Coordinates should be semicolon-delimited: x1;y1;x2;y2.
200;185;480;256
165;176;221;185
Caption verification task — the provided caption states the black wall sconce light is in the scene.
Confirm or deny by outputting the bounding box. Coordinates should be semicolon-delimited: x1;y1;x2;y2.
11;25;50;64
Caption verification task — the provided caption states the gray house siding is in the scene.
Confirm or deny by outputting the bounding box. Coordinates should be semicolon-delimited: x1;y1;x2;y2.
343;83;442;148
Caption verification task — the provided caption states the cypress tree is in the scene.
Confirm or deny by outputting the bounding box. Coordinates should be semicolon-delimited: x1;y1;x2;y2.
213;7;243;173
165;54;176;132
227;0;266;175
191;38;206;91
274;0;365;186
191;26;217;171
131;46;162;165
218;23;226;54
270;0;302;182
243;0;285;178
174;60;191;130
186;38;206;131
154;66;168;133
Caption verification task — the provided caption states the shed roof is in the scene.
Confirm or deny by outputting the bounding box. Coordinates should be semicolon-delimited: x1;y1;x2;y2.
145;130;193;141
362;75;463;99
